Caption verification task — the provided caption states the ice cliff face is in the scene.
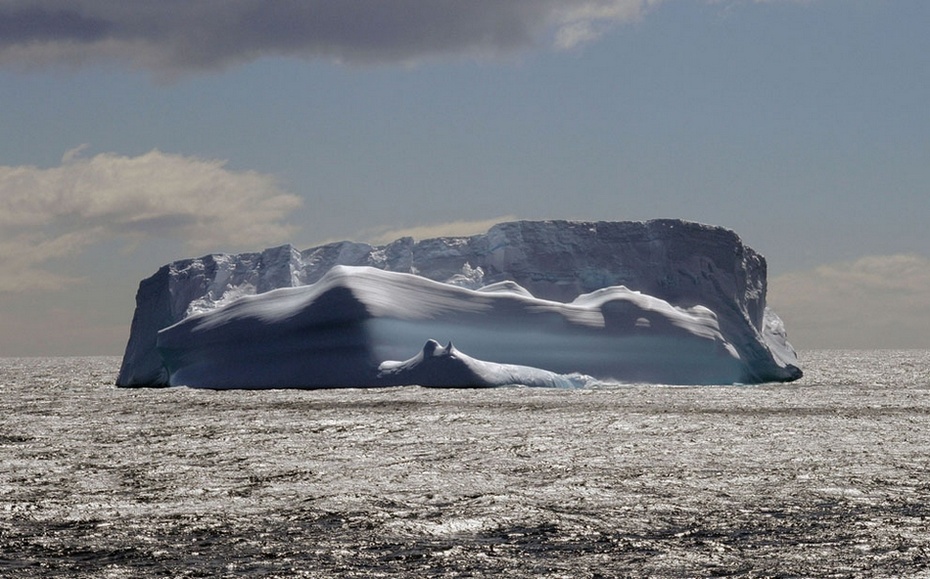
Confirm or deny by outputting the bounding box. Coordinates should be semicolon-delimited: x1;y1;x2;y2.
116;219;801;387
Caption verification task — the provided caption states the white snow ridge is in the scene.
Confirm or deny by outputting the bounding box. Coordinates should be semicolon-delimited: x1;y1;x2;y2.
116;220;802;388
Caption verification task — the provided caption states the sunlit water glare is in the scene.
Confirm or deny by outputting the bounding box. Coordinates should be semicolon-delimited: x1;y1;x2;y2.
2;351;929;577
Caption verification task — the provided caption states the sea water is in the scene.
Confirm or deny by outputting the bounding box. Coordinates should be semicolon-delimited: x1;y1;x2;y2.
1;351;929;577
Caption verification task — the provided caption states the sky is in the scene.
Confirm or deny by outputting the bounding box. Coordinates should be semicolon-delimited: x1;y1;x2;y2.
1;0;928;357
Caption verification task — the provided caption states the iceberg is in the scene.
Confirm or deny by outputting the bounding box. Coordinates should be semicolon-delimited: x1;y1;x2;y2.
117;220;802;388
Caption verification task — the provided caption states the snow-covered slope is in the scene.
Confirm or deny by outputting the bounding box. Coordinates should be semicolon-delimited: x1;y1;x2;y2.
117;219;801;387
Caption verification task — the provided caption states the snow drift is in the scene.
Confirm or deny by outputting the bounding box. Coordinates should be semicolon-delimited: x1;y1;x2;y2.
117;220;801;388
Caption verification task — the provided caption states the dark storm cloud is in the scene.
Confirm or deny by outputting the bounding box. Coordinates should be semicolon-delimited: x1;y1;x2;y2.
0;6;110;44
0;0;653;73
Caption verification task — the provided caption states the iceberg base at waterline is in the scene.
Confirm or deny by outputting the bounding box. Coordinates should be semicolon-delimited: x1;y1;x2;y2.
117;220;802;388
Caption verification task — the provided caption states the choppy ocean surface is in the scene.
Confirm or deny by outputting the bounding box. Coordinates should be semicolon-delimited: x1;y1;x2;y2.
2;351;929;578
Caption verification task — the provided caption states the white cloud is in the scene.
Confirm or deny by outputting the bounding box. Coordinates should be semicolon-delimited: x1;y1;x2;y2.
0;148;301;292
0;1;663;74
553;0;656;49
768;254;930;349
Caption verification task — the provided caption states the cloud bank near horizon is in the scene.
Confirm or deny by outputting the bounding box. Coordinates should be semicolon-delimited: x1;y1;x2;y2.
769;254;930;350
1;0;659;74
0;148;300;293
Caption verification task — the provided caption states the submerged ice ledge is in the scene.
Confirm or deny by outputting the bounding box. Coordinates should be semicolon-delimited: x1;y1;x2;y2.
117;219;802;388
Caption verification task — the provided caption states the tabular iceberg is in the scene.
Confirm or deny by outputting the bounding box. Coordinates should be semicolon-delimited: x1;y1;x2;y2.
117;220;801;388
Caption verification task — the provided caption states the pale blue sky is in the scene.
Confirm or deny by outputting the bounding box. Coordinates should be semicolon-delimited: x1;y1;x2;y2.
1;0;928;356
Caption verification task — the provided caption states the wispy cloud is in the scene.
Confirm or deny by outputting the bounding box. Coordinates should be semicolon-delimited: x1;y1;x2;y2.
0;147;300;292
0;1;666;75
768;254;930;349
361;216;520;245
